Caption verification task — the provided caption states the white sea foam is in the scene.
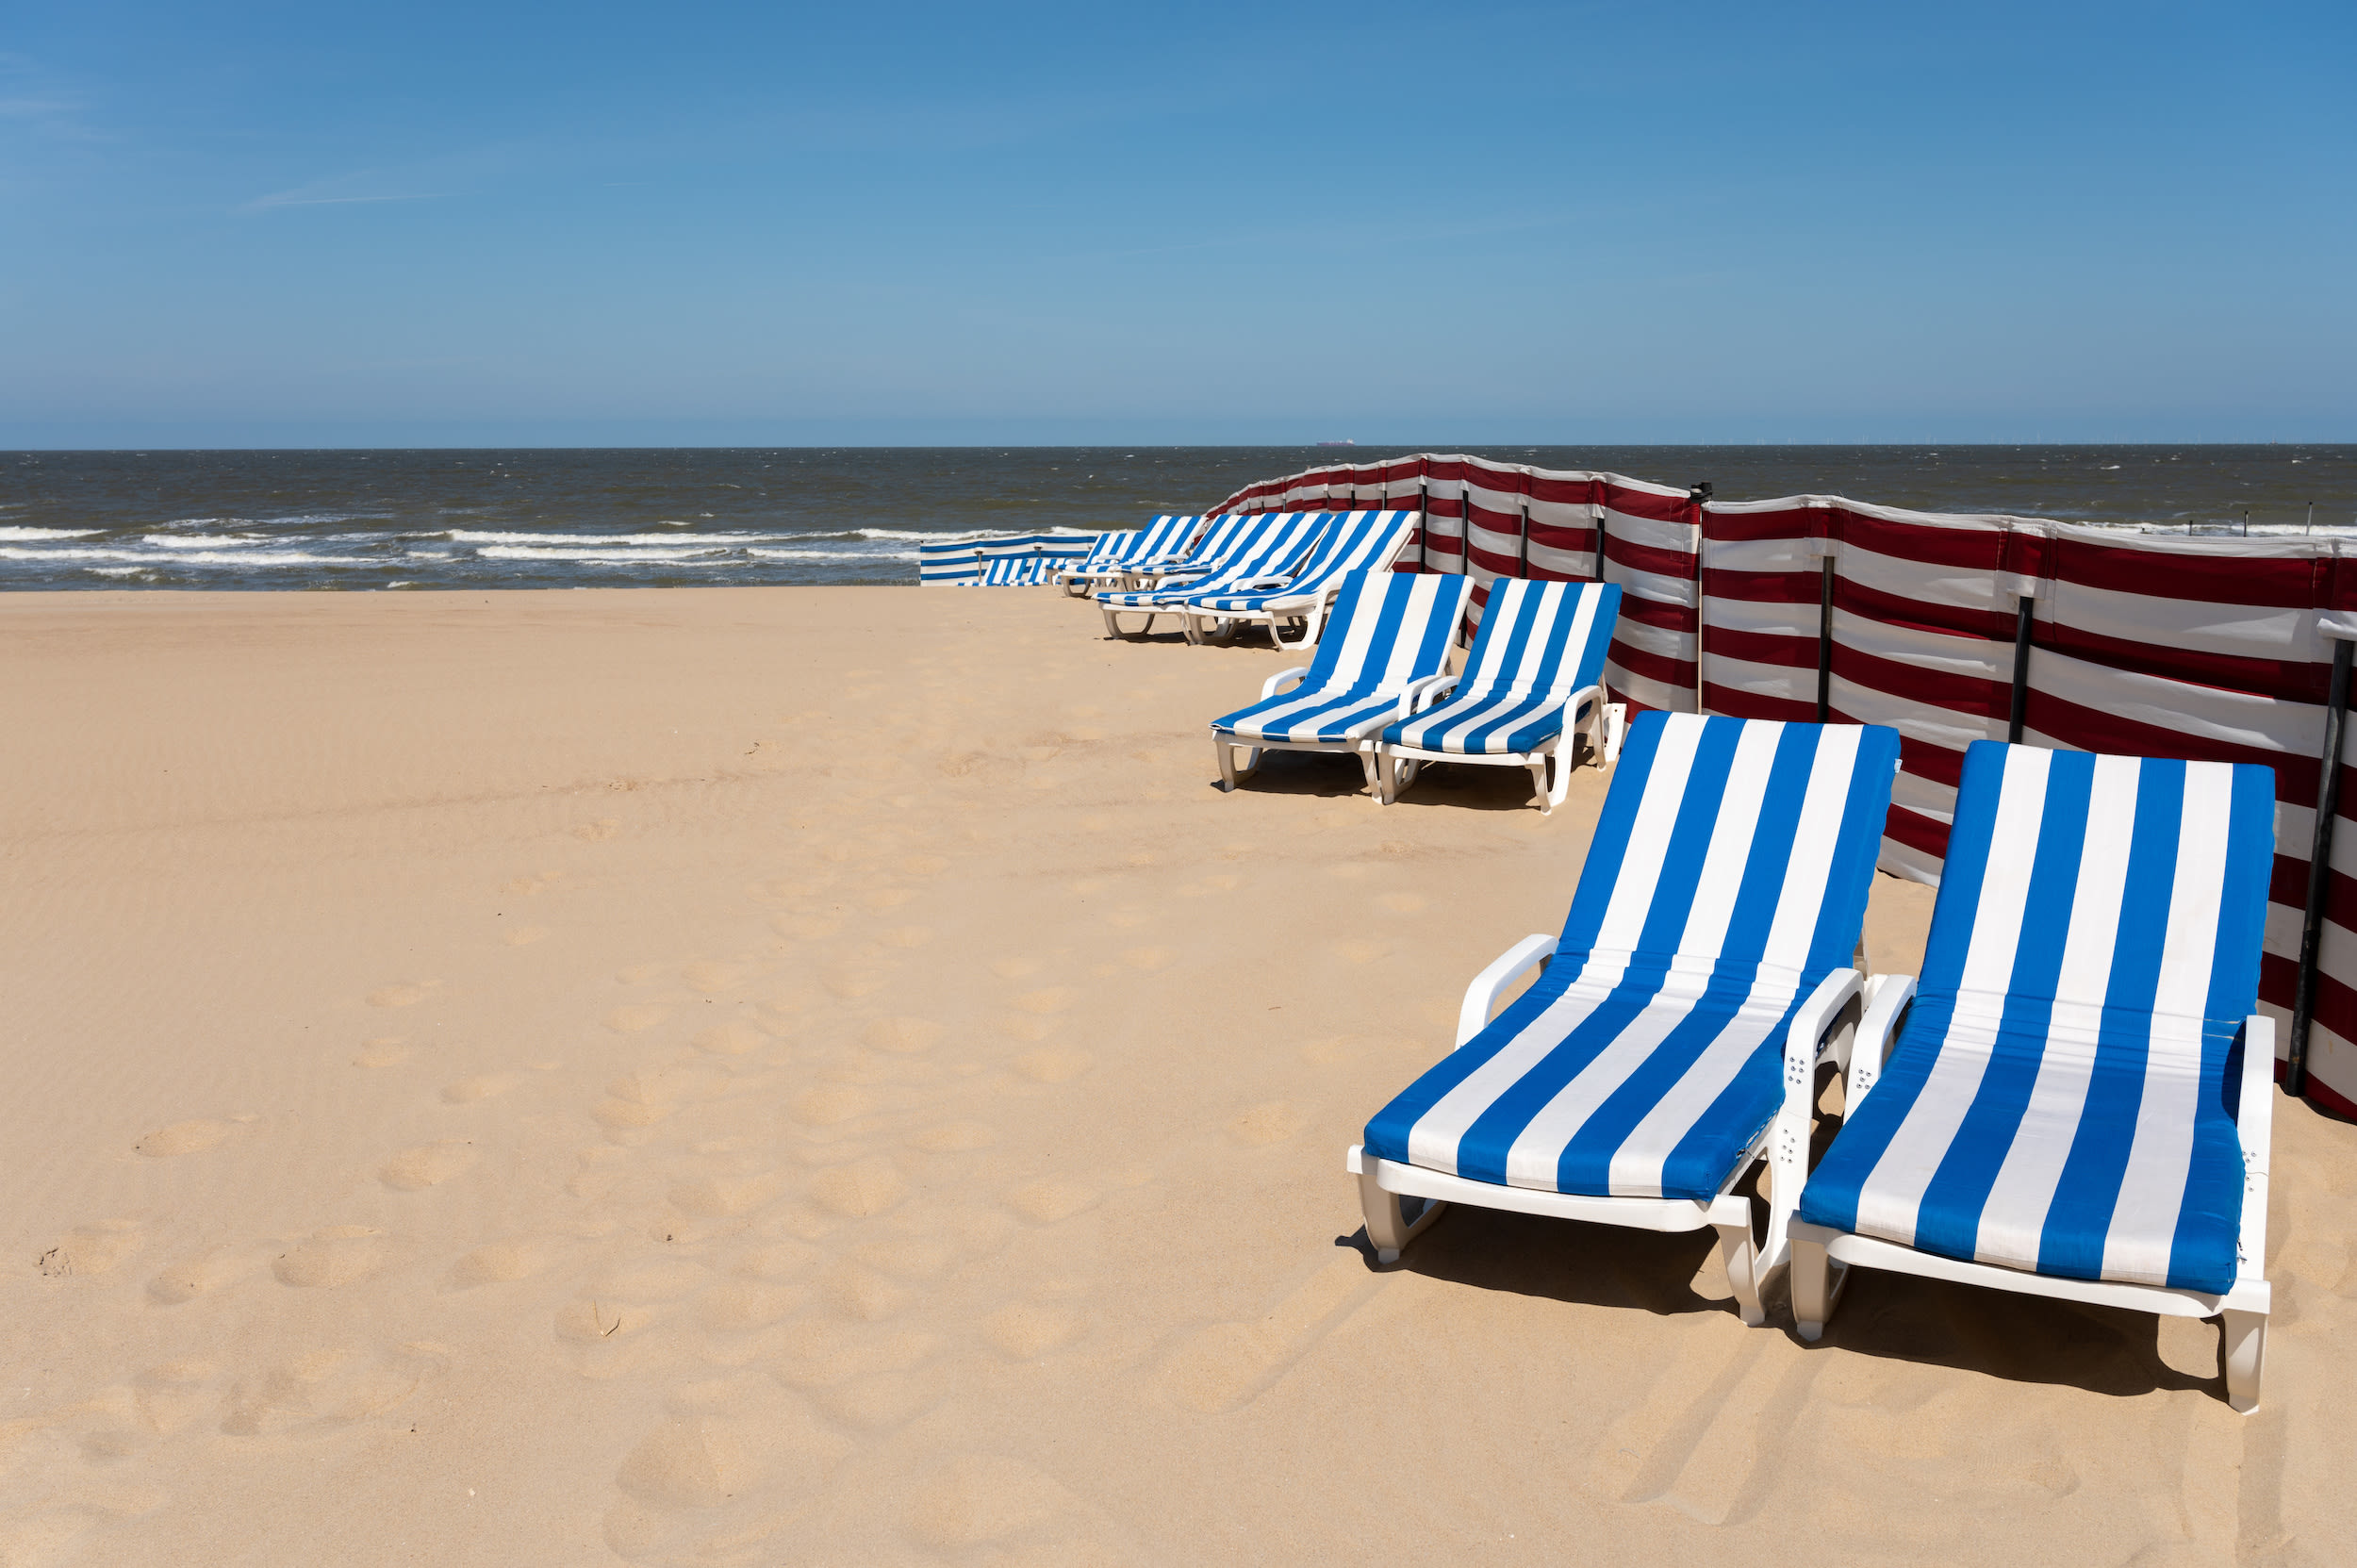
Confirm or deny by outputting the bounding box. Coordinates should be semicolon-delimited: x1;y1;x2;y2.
747;547;920;562
86;566;152;577
472;545;731;563
0;546;365;567
449;530;776;546
140;533;269;549
0;526;103;541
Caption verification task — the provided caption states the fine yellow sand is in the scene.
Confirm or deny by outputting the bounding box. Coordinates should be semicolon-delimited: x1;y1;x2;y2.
1;585;2350;1566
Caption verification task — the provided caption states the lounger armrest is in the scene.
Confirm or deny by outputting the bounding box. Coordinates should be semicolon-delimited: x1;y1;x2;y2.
1769;968;1865;1265
1845;973;1916;1113
1562;683;1602;717
2236;1013;2275;1281
1397;673;1459;718
1260;666;1311;700
1456;933;1558;1048
1231;575;1294;592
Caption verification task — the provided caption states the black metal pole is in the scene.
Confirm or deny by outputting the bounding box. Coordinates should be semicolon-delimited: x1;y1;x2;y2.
1417;480;1430;571
2290;634;2353;1098
1517;497;1530;578
1816;557;1835;722
2007;593;2036;745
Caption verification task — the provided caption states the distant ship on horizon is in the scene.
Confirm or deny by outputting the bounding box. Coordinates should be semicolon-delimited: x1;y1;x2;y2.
1315;438;1356;447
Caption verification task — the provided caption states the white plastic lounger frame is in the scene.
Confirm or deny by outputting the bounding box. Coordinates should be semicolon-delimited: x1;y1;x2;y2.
1375;578;1623;815
1175;511;1422;649
1347;714;1903;1328
1788;741;2280;1411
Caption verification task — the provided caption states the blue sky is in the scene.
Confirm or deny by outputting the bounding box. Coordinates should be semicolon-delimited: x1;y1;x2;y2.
4;1;2351;447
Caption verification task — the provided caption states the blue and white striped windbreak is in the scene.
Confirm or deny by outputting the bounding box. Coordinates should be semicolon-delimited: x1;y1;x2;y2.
1211;571;1474;744
1364;713;1901;1201
1096;514;1328;609
1379;579;1622;756
1182;511;1418;613
1798;743;2276;1295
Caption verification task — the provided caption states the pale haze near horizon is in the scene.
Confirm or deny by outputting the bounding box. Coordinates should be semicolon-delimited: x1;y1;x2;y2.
4;0;2351;450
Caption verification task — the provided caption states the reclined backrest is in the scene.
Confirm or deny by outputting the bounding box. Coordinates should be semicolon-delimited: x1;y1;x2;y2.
1459;579;1622;700
1299;570;1474;695
1278;511;1420;595
1119;514;1200;565
1554;712;1901;989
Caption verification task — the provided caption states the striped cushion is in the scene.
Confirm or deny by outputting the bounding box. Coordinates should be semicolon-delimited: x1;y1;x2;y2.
1211;571;1472;743
1108;515;1202;569
1062;530;1139;573
1183;511;1416;613
1381;579;1621;755
1365;714;1901;1201
1097;514;1327;608
1798;744;2275;1295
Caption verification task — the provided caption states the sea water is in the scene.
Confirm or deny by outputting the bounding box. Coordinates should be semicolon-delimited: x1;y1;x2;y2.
4;444;2351;591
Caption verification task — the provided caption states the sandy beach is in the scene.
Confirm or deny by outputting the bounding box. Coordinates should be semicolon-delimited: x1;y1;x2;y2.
3;583;2352;1566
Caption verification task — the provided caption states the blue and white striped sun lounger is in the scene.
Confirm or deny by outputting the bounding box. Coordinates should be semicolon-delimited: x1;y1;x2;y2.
1374;577;1623;814
1175;510;1422;649
1348;712;1903;1327
1050;529;1142;594
1059;515;1204;591
1208;570;1474;794
1096;513;1328;638
1791;741;2279;1410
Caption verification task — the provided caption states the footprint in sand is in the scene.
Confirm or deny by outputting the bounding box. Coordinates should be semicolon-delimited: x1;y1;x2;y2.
272;1227;392;1288
681;961;749;994
35;1219;143;1279
574;817;621;841
1328;938;1391;965
1011;987;1079;1015
604;1004;670;1033
880;925;933;949
822;1260;912;1319
149;1251;250;1304
1012;1048;1092;1083
859;1016;942;1055
135;1360;219;1434
863;887;913;910
502;924;550;947
692;1021;768;1056
441;1073;520;1105
367;981;440;1008
772;913;843;940
905;1454;1116;1558
787;1084;873;1127
1228;1100;1310;1147
982;1302;1089;1361
1003;1179;1098;1225
1122;947;1175;971
1156;1255;1381;1413
353;1038;411;1067
810;1159;907;1218
696;1280;806;1332
822;969;889;999
913;1121;997;1152
379;1140;477;1191
134;1116;256;1157
446;1244;541;1288
669;1170;789;1218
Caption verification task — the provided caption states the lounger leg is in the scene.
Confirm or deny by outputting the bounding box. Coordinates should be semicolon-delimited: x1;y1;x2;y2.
1528;757;1552;814
1359;1160;1443;1265
1357;748;1381;796
1213;734;1238;792
2222;1310;2266;1412
1791;1234;1848;1342
1181;611;1203;645
1376;751;1398;805
1714;1220;1768;1329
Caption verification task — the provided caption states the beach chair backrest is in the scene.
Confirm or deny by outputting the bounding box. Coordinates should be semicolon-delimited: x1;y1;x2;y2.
1120;514;1201;566
1558;712;1901;983
1076;530;1139;570
1278;510;1419;596
1181;512;1277;572
1301;570;1474;695
1922;743;2274;1029
1188;513;1327;589
1458;579;1622;700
